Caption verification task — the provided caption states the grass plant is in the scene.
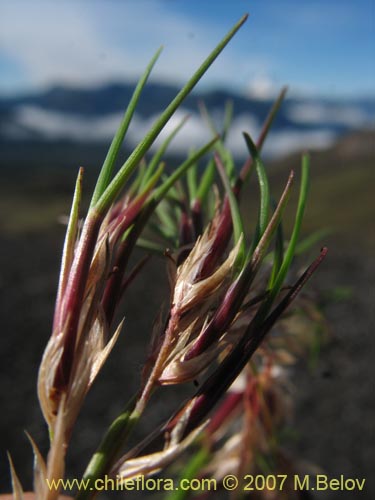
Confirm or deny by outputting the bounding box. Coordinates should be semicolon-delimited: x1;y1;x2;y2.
7;14;327;500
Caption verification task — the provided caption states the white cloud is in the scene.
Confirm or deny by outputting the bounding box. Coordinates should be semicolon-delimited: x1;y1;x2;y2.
246;75;279;100
0;1;265;93
225;114;260;155
0;3;126;90
264;130;337;158
8;105;123;141
7;104;258;155
126;109;213;154
288;103;373;127
8;105;217;152
8;104;337;159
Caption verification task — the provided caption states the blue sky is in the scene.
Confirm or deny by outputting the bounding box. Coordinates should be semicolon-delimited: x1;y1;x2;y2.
0;0;374;97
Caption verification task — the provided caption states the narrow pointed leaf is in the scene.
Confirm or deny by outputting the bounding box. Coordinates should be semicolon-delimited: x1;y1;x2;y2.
94;14;248;214
90;47;163;208
25;431;48;499
155;202;177;235
264;247;328;326
195;157;216;203
165;448;210;500
257;86;288;151
7;452;24;500
76;399;139;500
53;167;83;330
152;137;218;204
199;101;235;178
267;154;310;305
249;170;294;270
239;86;287;183
243;132;270;242
138;162;165;200
128;160;147;198
142;115;189;189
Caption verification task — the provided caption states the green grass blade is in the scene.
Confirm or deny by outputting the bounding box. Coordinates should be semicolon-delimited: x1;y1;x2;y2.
152;137;218;204
196;157;216;203
257;86;288;151
76;399;139;500
141;115;189;190
249;170;294;272
223;148;235;180
129;160;147;197
90;47;163;208
165;448;210;500
94;14;248;214
138;162;165;200
199;101;235;178
155;202;177;237
267;154;310;305
129;138;218;252
243;132;270;250
238;87;287;184
161;174;180;200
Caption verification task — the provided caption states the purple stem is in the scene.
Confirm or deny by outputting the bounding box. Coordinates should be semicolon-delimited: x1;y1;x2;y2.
54;212;103;389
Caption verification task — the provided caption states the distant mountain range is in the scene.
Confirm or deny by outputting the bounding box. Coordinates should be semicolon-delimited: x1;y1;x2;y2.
0;82;374;158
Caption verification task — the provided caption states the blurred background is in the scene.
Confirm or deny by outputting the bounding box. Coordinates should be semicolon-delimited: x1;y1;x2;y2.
0;0;374;498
